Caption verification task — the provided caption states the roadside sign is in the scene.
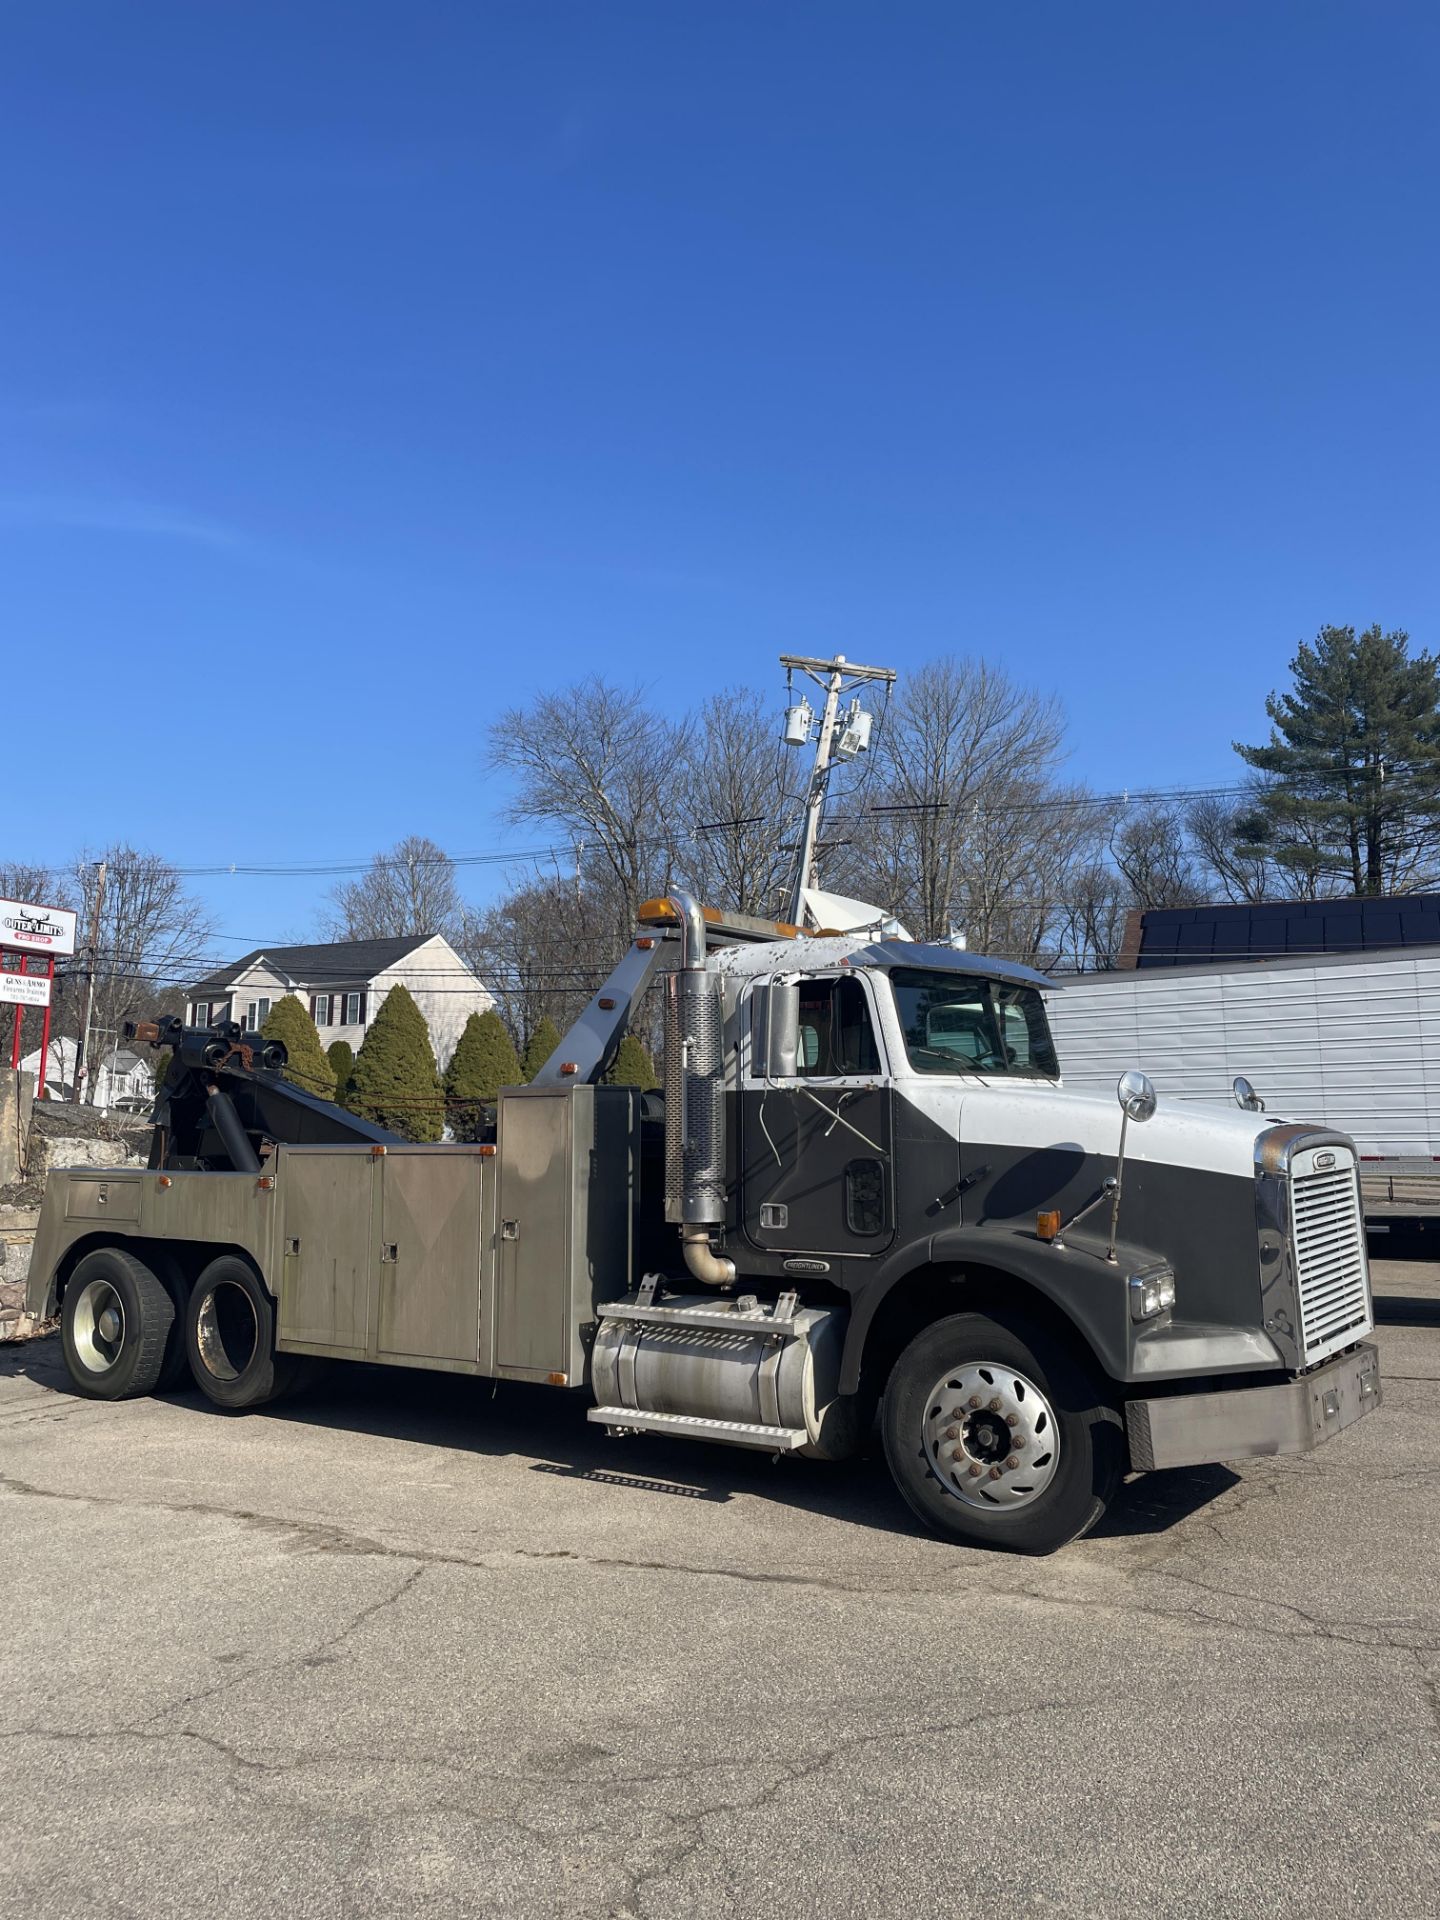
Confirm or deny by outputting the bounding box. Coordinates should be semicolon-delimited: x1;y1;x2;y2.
0;973;52;1008
0;898;77;957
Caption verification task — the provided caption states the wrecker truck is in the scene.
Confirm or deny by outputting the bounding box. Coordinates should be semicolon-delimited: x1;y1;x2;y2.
27;891;1382;1553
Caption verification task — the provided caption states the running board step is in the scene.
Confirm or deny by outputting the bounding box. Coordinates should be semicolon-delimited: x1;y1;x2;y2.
597;1301;803;1338
588;1407;809;1451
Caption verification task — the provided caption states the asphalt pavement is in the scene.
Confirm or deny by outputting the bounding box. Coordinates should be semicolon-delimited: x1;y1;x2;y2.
1;1260;1437;1919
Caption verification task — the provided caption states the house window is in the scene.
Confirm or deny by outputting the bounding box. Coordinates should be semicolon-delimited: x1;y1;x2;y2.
344;991;365;1025
191;1002;212;1028
311;994;332;1027
244;998;271;1033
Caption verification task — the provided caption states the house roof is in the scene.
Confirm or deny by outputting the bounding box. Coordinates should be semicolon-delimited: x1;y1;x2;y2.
1120;893;1440;969
187;934;436;995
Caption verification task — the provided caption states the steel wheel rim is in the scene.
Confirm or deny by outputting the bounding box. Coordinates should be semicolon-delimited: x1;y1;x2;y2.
922;1360;1061;1511
71;1278;126;1374
195;1282;258;1383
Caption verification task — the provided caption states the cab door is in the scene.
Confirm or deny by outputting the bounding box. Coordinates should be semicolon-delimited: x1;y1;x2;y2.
739;971;894;1258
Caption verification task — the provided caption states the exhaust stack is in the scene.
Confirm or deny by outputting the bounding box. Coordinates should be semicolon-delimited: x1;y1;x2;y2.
663;891;736;1287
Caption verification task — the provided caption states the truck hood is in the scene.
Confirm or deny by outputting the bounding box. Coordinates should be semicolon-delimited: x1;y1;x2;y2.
903;1077;1329;1180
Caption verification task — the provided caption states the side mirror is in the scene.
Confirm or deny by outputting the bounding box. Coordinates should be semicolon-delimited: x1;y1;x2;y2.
1117;1069;1157;1123
753;979;800;1078
1233;1075;1266;1113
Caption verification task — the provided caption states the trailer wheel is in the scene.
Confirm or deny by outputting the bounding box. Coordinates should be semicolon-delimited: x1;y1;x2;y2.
60;1247;175;1401
185;1256;298;1410
881;1312;1119;1555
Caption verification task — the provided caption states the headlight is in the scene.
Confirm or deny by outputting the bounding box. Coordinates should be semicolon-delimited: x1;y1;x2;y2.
1130;1269;1177;1322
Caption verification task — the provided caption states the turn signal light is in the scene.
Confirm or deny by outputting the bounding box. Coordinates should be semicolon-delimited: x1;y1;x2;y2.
157;1175;173;1190
1036;1210;1061;1242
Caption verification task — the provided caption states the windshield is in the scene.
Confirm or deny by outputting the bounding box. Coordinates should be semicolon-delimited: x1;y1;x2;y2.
889;967;1060;1078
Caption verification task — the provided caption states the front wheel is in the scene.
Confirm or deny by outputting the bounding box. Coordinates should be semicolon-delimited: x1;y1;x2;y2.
185;1255;301;1410
881;1312;1120;1555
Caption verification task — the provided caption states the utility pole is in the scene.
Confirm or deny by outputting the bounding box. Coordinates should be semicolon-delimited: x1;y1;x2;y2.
781;652;896;926
75;858;106;1107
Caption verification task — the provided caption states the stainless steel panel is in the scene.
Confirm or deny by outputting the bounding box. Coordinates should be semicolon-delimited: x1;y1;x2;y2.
64;1177;141;1223
495;1086;639;1382
277;1150;376;1353
496;1093;572;1375
378;1150;483;1363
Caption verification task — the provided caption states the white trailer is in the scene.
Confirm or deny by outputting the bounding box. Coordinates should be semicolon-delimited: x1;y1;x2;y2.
1045;948;1440;1226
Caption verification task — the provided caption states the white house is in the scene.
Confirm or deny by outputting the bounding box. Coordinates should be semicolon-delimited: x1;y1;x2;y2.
182;935;492;1071
22;1038;158;1109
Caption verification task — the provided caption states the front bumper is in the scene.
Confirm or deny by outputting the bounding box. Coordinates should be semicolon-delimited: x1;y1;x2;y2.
1125;1341;1381;1473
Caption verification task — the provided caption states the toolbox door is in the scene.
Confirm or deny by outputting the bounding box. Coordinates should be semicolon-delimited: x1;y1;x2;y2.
277;1149;376;1356
377;1149;483;1366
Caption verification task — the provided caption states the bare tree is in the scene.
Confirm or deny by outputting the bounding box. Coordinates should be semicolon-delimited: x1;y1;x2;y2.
1108;802;1201;909
844;658;1072;943
326;836;464;941
489;680;680;945
455;874;625;1053
69;846;214;1096
671;688;800;917
1185;792;1336;903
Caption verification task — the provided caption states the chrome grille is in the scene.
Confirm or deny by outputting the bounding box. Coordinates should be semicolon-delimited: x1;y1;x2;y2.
1289;1164;1372;1364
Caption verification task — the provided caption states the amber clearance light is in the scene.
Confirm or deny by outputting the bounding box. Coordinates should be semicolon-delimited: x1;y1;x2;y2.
1036;1210;1061;1242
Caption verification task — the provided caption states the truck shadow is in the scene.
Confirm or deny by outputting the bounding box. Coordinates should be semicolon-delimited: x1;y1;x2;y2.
1371;1292;1440;1327
213;1359;1240;1544
1;1338;1239;1546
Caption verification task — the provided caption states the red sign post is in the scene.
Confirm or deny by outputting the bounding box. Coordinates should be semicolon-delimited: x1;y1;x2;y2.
1;897;79;1100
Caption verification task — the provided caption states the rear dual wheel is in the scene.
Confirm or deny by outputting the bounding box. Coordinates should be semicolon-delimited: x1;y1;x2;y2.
185;1255;306;1410
61;1247;175;1400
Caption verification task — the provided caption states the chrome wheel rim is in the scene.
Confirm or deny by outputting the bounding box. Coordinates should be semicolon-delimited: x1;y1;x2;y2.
195;1282;258;1382
70;1278;126;1374
922;1360;1061;1511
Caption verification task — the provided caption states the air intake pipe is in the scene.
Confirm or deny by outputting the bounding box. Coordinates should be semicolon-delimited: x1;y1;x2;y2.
663;890;736;1288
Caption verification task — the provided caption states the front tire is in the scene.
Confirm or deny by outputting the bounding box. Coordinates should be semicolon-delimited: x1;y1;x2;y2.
185;1255;299;1410
60;1247;175;1401
881;1312;1120;1555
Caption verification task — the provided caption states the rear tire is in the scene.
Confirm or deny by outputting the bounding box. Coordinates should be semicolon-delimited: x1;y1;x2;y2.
185;1255;299;1410
60;1247;175;1401
881;1312;1120;1555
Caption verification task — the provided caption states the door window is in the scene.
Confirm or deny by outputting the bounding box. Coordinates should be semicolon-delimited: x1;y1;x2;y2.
795;976;880;1077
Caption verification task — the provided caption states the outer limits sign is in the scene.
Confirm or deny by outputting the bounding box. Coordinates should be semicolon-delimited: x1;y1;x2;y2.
0;898;77;957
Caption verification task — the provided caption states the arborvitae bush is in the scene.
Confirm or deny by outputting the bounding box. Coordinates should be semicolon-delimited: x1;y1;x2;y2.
445;1010;521;1140
326;1040;355;1108
605;1033;658;1090
521;1016;562;1082
262;995;336;1102
349;984;444;1142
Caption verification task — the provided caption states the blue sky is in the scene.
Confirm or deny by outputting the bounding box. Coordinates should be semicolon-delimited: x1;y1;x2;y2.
3;2;1436;957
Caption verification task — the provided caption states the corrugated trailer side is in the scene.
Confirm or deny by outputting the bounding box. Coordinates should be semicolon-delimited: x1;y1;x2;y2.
1046;948;1440;1161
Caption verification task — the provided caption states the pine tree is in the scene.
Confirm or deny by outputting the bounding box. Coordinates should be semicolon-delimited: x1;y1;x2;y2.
1235;625;1440;895
326;1040;355;1108
349;984;444;1141
605;1033;658;1090
262;995;336;1101
151;1049;172;1093
521;1016;562;1082
445;1009;521;1140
